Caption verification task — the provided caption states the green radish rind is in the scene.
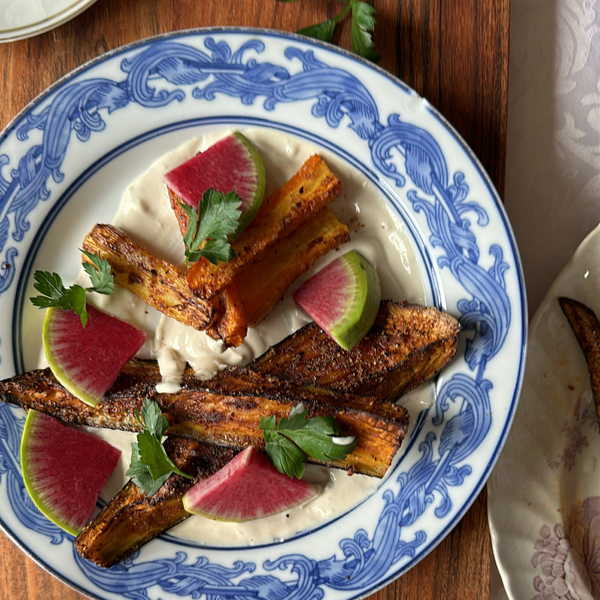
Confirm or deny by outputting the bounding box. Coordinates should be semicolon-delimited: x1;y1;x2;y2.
230;132;266;238
19;410;78;535
43;307;99;407
43;305;146;407
21;410;121;536
330;252;381;350
293;251;381;351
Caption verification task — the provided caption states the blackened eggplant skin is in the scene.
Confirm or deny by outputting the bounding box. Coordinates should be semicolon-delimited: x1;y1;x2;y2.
0;364;407;478
74;439;237;568
559;296;600;426
251;300;460;402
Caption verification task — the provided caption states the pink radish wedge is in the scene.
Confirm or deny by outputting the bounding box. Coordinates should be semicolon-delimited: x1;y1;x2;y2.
293;250;381;350
183;447;318;522
21;409;121;536
43;305;146;406
164;132;266;238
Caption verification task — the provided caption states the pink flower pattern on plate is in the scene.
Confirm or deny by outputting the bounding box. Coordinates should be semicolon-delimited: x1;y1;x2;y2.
546;394;595;472
531;497;600;599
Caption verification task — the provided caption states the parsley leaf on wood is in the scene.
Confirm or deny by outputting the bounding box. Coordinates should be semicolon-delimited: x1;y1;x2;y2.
297;19;337;44
350;1;380;62
259;403;357;478
180;188;242;267
126;399;192;497
30;251;115;326
277;0;379;62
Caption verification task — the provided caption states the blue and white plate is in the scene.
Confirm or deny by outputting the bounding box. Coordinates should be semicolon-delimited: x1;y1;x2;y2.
0;28;526;599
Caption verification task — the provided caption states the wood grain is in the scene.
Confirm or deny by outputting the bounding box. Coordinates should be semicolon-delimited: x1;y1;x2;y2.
0;0;508;598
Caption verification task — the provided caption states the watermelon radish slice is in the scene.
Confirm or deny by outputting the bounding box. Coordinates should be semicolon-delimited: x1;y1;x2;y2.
182;446;318;522
164;132;266;238
21;409;121;536
293;250;381;351
43;305;146;407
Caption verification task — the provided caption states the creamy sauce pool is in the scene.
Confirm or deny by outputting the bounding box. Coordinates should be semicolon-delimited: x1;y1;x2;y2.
84;128;429;546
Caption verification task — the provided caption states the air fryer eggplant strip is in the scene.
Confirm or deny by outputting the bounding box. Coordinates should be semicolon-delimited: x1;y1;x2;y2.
559;296;600;426
81;223;218;332
184;154;343;299
74;438;237;568
251;300;460;401
0;365;407;478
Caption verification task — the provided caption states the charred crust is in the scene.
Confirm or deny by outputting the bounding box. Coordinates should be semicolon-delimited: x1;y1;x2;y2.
250;300;460;402
74;441;237;567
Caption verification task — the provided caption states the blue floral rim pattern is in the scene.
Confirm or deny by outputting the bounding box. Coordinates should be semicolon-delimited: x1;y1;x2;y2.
0;28;527;600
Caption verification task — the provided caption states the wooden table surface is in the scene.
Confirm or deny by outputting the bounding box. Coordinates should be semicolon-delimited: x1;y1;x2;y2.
0;0;510;598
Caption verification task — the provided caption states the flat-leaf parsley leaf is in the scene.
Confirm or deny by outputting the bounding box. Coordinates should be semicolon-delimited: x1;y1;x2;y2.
180;188;242;267
259;403;357;478
126;399;192;497
277;0;379;62
30;250;115;326
350;1;380;62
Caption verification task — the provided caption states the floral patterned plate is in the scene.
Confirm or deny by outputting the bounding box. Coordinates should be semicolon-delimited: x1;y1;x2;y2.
0;29;526;599
489;223;600;600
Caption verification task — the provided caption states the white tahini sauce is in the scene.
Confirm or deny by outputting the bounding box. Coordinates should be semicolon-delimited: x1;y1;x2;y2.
85;127;429;547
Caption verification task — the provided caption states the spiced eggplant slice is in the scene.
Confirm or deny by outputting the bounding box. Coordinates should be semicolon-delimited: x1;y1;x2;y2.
74;438;237;568
0;366;407;478
185;154;343;299
82;223;218;332
251;300;460;402
559;296;600;425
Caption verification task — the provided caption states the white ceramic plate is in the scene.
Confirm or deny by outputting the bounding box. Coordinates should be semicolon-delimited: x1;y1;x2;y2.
0;0;97;43
0;28;526;599
489;224;600;600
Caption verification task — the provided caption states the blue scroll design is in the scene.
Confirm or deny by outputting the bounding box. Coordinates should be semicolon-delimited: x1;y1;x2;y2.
0;34;512;598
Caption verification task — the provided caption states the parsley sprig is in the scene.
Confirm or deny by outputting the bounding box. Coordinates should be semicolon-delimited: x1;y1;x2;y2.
259;403;357;478
126;399;192;497
277;0;380;62
180;188;242;267
29;250;115;326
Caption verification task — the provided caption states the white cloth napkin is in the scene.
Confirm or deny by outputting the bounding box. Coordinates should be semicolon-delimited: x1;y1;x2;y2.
504;0;600;315
492;0;600;598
